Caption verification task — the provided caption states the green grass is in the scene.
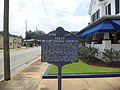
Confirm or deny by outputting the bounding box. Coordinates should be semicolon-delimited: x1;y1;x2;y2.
48;61;120;74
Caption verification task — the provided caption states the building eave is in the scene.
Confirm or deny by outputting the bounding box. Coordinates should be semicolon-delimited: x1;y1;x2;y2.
77;15;120;35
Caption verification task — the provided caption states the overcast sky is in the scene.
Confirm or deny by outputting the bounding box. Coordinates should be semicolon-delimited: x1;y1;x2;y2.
0;0;90;37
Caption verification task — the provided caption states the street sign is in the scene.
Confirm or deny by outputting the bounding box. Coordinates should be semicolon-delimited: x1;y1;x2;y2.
41;27;79;64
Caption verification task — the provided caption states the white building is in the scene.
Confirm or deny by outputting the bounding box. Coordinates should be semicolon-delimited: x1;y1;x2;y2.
89;0;120;23
77;0;120;61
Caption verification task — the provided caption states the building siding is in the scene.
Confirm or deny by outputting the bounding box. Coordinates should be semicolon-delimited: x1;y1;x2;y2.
0;34;3;49
0;34;22;49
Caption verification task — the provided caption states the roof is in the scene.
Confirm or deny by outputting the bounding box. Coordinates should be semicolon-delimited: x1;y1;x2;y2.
0;31;22;38
76;15;120;35
70;31;79;35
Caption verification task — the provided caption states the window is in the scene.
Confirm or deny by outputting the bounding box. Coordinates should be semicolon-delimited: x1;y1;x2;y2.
97;9;100;19
92;13;95;22
91;9;100;22
91;15;93;22
105;3;111;15
117;32;120;40
105;6;107;15
94;12;97;21
93;14;95;22
9;42;12;46
115;0;120;14
108;4;111;15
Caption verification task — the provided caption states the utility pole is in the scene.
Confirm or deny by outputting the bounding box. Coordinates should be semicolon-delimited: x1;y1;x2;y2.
3;0;11;80
36;26;38;31
25;20;27;33
25;20;27;48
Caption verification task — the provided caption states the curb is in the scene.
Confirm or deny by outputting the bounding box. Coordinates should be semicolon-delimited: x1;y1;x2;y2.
43;73;120;79
0;56;40;81
12;56;40;77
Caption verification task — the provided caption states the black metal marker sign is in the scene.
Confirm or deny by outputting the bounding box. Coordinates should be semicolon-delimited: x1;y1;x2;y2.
41;27;78;64
41;27;79;90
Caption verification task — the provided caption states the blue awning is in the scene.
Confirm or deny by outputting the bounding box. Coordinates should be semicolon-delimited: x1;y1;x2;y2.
111;20;120;31
80;20;120;38
112;20;120;25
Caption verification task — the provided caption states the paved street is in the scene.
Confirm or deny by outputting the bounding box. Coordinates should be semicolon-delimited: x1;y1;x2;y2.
0;47;41;76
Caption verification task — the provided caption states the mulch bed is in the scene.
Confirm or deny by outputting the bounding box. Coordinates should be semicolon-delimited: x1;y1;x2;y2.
81;58;120;68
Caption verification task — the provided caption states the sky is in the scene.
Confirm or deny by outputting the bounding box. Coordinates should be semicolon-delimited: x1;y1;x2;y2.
0;0;90;38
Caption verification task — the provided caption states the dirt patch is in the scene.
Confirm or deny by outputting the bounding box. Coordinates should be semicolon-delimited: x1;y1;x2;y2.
81;58;120;68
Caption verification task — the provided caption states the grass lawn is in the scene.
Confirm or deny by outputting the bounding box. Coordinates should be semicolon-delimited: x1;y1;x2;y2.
48;61;120;74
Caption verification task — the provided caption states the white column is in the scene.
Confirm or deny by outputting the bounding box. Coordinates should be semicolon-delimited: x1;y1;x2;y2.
102;32;111;50
104;32;110;39
93;34;97;40
92;34;97;47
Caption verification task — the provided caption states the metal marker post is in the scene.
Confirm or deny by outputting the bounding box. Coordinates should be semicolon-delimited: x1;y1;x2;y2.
58;64;62;90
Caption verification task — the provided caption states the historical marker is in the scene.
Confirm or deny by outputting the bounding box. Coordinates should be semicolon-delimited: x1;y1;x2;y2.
41;27;79;90
41;27;78;64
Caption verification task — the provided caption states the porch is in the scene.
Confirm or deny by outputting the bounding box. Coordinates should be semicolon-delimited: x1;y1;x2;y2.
77;16;120;61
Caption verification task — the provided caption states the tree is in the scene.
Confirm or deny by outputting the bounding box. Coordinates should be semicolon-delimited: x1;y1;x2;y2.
25;30;45;40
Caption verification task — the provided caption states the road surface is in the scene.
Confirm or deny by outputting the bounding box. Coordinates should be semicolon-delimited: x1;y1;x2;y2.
0;47;41;76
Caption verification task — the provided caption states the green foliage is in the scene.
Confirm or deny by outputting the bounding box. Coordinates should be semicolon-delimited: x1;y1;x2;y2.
0;31;3;35
25;30;45;40
102;49;120;63
79;46;99;62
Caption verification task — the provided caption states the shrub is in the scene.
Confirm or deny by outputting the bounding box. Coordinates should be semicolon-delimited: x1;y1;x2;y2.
102;48;120;64
79;46;99;62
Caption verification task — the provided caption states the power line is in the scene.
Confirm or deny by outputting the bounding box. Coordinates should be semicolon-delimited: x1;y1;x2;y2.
41;0;54;30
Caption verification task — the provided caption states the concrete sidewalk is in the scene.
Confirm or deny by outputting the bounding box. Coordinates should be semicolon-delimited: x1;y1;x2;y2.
38;77;120;90
0;59;48;90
